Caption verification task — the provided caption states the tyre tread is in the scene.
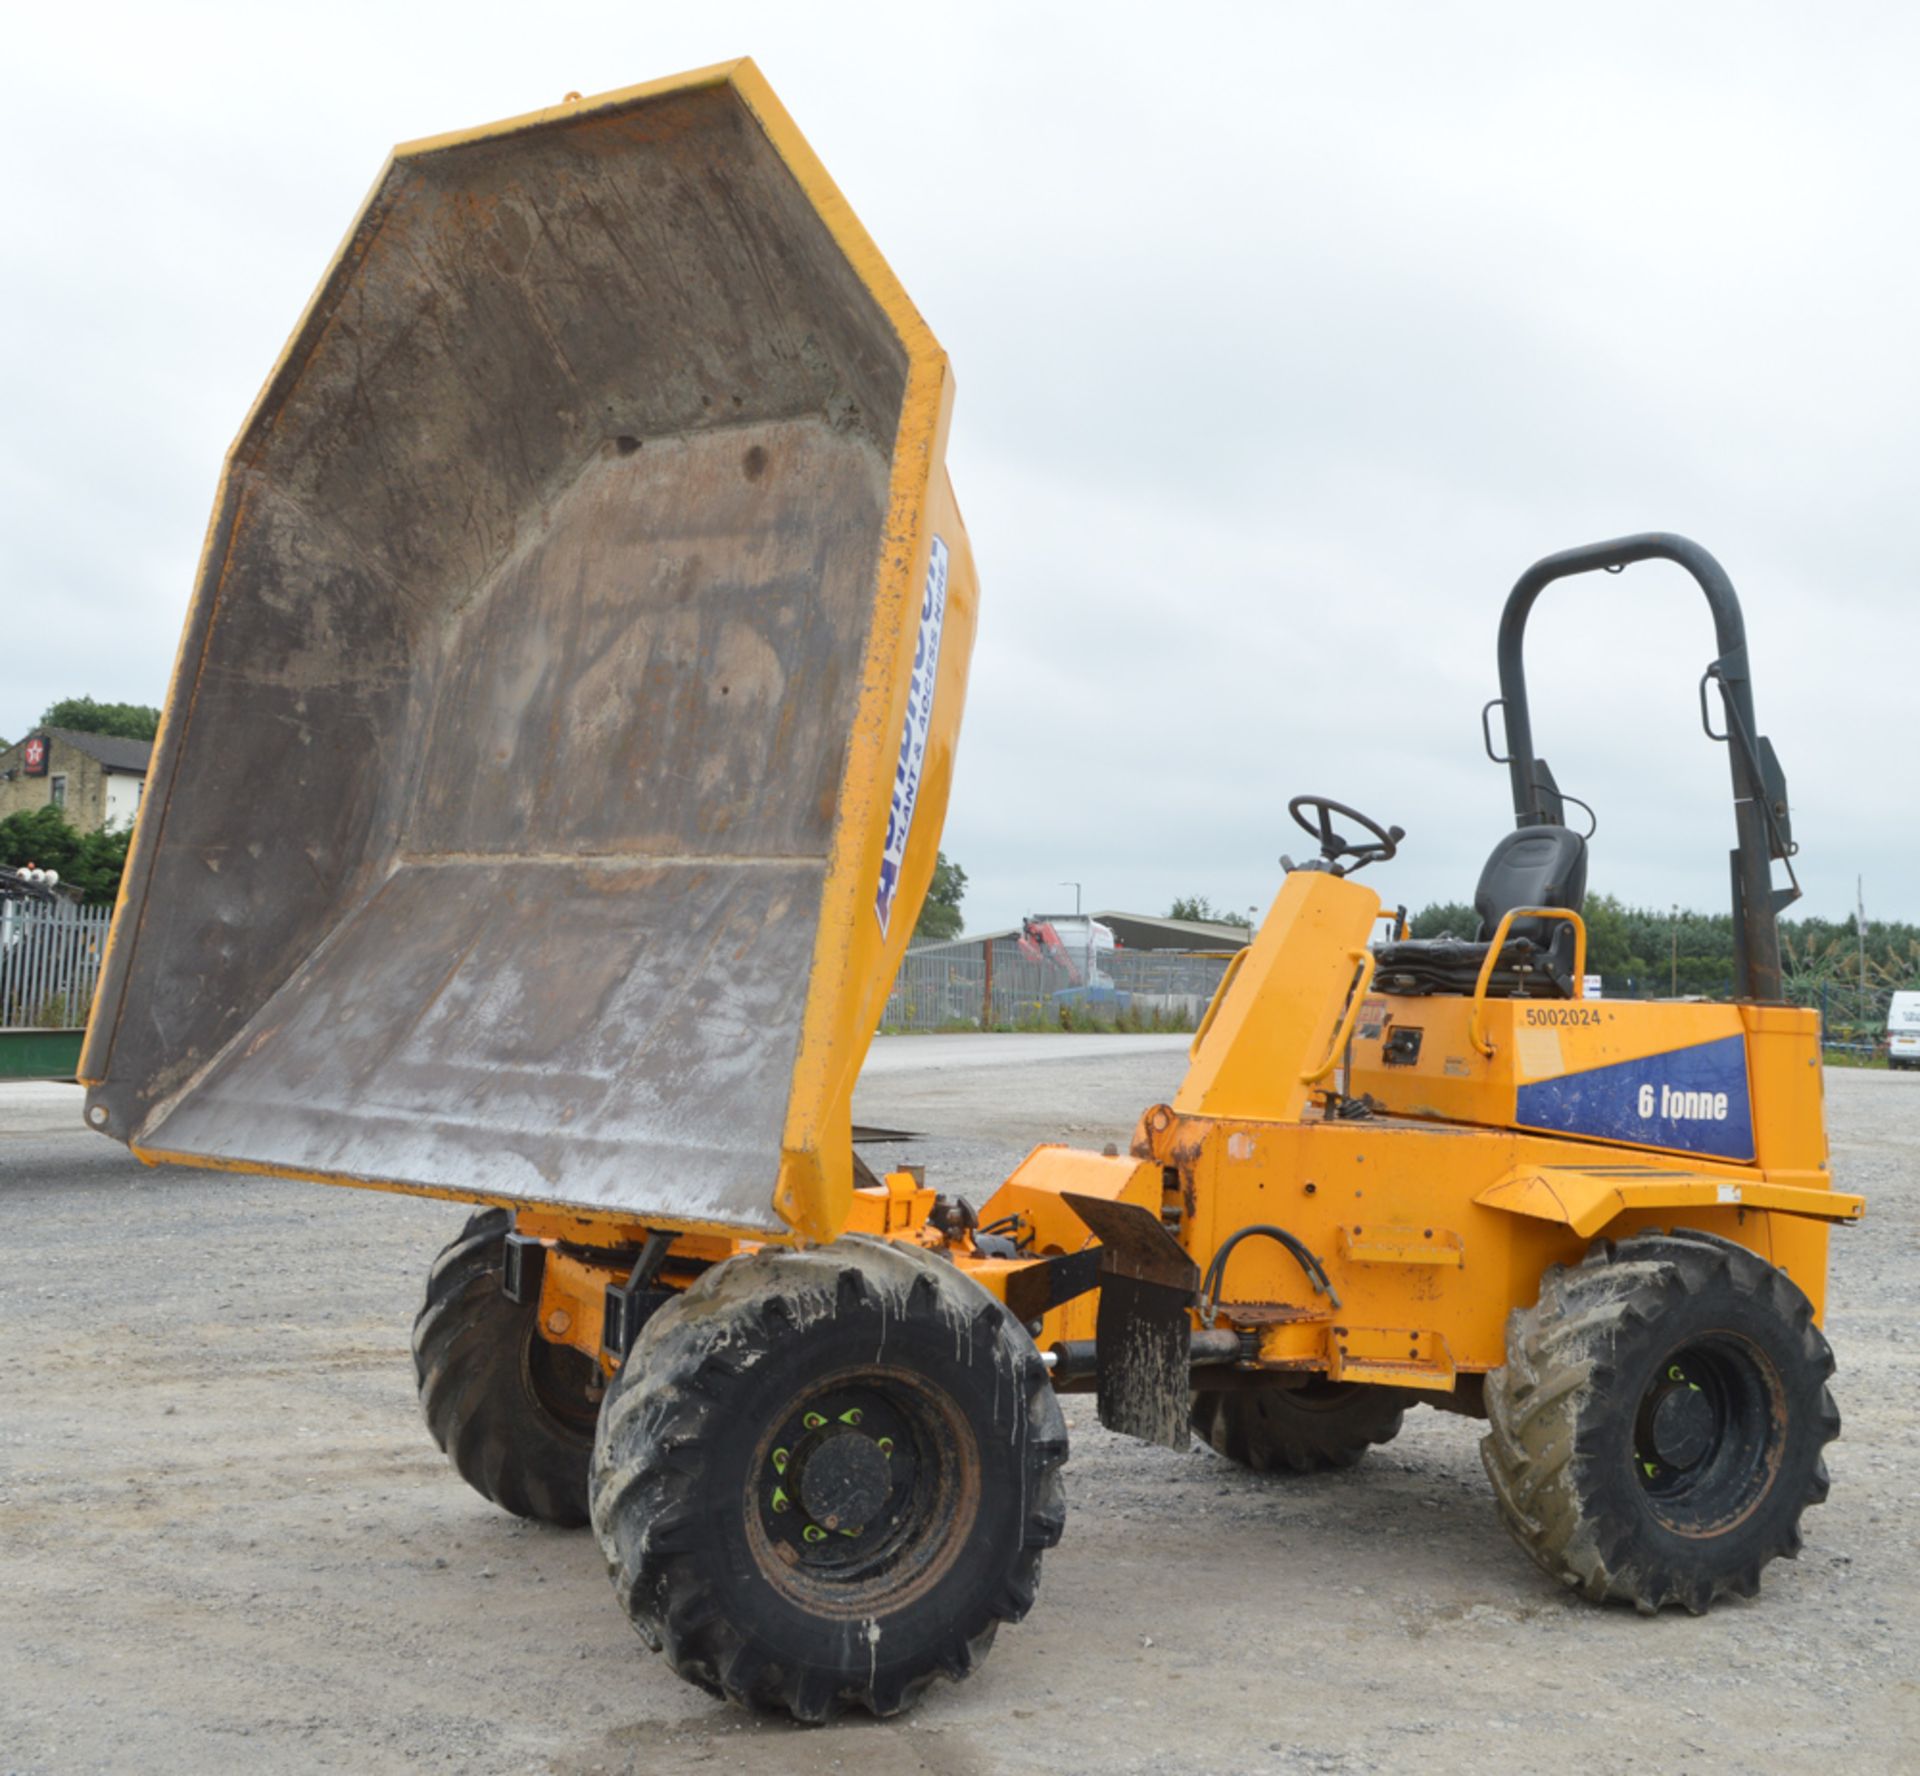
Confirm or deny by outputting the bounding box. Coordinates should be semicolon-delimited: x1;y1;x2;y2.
412;1210;596;1528
1191;1382;1408;1474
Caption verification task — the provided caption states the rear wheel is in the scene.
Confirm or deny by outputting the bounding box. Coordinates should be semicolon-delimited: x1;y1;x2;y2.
413;1208;602;1528
591;1237;1067;1721
1482;1231;1839;1613
1191;1381;1408;1473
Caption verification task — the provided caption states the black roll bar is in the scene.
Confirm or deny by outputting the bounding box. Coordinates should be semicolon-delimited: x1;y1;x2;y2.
1494;532;1796;1003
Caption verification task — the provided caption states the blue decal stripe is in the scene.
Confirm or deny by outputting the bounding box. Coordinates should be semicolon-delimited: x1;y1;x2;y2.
1516;1034;1754;1161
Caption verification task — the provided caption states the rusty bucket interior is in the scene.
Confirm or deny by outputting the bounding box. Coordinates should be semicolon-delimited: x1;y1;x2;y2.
82;66;971;1237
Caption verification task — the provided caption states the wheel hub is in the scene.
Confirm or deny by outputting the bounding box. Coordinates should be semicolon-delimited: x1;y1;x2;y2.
1649;1377;1716;1469
761;1389;916;1563
1631;1340;1782;1536
797;1432;892;1531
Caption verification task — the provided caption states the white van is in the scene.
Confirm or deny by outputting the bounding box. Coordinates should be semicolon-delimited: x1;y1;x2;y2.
1888;991;1920;1070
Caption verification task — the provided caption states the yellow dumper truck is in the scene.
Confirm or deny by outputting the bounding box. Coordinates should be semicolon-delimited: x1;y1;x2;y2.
82;63;1859;1723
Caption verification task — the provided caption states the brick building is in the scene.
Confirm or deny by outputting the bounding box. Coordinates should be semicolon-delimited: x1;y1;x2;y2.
0;728;153;832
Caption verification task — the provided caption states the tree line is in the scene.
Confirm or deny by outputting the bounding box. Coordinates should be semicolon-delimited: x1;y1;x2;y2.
24;697;163;742
1409;894;1920;998
0;807;131;906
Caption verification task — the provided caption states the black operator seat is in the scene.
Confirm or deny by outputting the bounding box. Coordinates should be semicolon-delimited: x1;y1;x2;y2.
1373;825;1589;999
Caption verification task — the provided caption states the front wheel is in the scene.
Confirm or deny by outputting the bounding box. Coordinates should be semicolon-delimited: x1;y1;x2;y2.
1482;1231;1839;1613
591;1238;1067;1722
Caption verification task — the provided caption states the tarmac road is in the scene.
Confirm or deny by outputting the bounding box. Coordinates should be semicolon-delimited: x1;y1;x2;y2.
1;1041;1914;1775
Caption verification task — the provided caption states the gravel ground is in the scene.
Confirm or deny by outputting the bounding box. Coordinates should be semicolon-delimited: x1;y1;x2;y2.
1;1041;1914;1775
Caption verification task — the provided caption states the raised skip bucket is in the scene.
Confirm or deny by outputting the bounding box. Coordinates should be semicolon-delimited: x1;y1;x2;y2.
81;63;977;1242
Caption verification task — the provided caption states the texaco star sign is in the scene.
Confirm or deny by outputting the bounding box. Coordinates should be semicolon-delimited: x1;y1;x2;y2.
22;736;47;775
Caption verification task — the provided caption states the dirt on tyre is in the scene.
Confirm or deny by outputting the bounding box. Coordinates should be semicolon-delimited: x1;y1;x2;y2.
590;1236;1067;1722
413;1208;603;1528
1192;1381;1408;1473
1482;1230;1839;1613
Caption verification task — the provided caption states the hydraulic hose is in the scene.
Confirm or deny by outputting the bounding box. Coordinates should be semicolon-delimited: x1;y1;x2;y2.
1199;1224;1341;1323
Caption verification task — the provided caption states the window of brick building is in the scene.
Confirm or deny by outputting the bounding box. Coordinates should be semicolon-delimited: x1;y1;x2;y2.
50;775;66;808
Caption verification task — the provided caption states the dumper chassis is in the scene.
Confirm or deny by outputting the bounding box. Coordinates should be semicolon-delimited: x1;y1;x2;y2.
81;65;1860;1725
395;527;1857;1713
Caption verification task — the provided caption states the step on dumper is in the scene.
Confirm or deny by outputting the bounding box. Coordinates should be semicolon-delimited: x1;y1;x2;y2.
81;62;976;1244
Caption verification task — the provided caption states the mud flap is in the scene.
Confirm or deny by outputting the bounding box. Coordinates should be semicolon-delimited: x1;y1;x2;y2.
1061;1193;1200;1450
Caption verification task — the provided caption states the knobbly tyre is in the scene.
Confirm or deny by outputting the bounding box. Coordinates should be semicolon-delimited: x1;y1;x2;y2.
82;63;1859;1724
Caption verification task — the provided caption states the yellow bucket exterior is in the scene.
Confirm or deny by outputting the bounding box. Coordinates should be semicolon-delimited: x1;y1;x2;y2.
81;62;977;1243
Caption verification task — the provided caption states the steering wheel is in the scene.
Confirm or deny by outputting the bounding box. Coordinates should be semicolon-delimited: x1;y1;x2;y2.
1286;796;1404;876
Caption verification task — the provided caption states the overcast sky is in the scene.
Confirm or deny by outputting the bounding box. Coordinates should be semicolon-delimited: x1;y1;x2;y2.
5;4;1916;931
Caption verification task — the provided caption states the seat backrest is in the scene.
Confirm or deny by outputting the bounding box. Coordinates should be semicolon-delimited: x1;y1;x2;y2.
1474;825;1588;945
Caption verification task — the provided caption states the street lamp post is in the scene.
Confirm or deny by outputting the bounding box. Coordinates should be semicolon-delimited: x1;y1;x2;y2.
1670;903;1680;998
1059;882;1086;989
1857;877;1869;1038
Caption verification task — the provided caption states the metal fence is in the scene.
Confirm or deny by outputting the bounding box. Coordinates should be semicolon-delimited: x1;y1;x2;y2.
1796;981;1904;1053
0;900;111;1028
884;943;1910;1047
881;939;1233;1033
